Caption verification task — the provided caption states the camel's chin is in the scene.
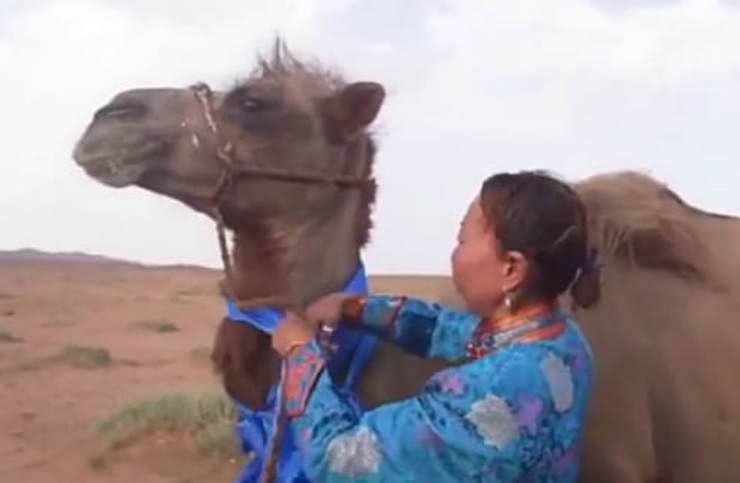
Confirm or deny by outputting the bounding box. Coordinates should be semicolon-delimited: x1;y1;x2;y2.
73;138;166;188
79;159;147;188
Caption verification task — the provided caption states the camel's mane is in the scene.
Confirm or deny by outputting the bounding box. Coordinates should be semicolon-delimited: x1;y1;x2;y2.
245;37;346;95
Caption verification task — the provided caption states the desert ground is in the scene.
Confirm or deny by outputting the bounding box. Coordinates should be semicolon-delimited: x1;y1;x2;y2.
0;249;452;483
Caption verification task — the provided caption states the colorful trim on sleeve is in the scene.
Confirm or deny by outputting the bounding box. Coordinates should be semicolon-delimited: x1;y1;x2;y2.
341;295;408;334
283;341;326;418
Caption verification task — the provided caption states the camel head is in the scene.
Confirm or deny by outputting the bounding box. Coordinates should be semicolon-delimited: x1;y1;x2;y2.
72;41;384;229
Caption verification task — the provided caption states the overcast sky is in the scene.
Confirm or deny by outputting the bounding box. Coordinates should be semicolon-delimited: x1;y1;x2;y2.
2;0;739;274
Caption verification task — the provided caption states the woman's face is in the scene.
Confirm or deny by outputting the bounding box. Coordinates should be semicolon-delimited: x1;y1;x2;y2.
451;195;528;316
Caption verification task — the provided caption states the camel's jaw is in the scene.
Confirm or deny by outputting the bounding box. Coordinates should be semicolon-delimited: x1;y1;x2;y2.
73;136;167;188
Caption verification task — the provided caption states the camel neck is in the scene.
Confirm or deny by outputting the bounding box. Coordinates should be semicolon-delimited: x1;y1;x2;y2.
228;191;363;308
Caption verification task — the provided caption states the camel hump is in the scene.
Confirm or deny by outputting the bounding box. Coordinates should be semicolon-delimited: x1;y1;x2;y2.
574;171;718;282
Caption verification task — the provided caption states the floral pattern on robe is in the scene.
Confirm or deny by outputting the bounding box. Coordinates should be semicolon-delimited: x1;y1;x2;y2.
283;295;594;482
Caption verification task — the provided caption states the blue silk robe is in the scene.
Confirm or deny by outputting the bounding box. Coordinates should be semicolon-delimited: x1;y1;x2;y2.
284;296;594;482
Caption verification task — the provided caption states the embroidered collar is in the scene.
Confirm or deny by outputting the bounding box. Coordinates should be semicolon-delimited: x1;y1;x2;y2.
224;261;368;334
466;303;564;359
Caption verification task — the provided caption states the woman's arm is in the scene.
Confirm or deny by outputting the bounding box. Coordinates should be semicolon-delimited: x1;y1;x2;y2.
337;294;479;362
284;339;565;483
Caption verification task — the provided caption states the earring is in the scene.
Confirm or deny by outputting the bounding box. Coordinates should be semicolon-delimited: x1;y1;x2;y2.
503;292;513;313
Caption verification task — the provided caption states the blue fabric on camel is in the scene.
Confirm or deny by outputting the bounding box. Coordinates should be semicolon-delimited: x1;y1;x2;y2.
224;262;377;483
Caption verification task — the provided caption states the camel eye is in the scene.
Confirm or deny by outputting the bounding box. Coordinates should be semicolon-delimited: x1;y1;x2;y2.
241;97;265;112
223;86;280;125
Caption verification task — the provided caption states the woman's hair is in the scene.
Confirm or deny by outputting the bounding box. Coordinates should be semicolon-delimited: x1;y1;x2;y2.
480;170;600;309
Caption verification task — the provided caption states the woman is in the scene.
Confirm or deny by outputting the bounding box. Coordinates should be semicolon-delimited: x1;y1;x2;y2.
272;171;599;482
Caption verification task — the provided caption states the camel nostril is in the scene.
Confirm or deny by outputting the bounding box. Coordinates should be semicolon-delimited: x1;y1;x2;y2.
93;100;147;122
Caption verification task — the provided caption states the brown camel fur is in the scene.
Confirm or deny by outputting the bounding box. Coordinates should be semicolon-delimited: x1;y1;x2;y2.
72;42;740;482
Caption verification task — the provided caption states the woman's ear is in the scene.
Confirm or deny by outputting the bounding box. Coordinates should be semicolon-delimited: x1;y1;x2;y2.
502;250;529;292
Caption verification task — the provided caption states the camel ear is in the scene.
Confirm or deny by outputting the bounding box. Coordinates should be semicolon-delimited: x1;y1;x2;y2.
323;82;385;142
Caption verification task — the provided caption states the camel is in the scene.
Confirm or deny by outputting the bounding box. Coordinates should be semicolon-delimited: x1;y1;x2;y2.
72;42;740;482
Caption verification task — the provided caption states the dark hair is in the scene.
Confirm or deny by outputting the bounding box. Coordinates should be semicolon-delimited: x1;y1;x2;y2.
480;170;600;309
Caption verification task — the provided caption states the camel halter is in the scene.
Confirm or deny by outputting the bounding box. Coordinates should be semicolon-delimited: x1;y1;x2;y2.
188;82;373;483
189;82;373;305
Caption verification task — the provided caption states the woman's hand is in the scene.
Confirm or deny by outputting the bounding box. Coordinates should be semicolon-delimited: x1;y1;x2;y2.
304;292;354;327
272;311;316;357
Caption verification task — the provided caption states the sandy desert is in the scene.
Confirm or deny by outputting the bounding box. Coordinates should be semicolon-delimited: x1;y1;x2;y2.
0;249;452;483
